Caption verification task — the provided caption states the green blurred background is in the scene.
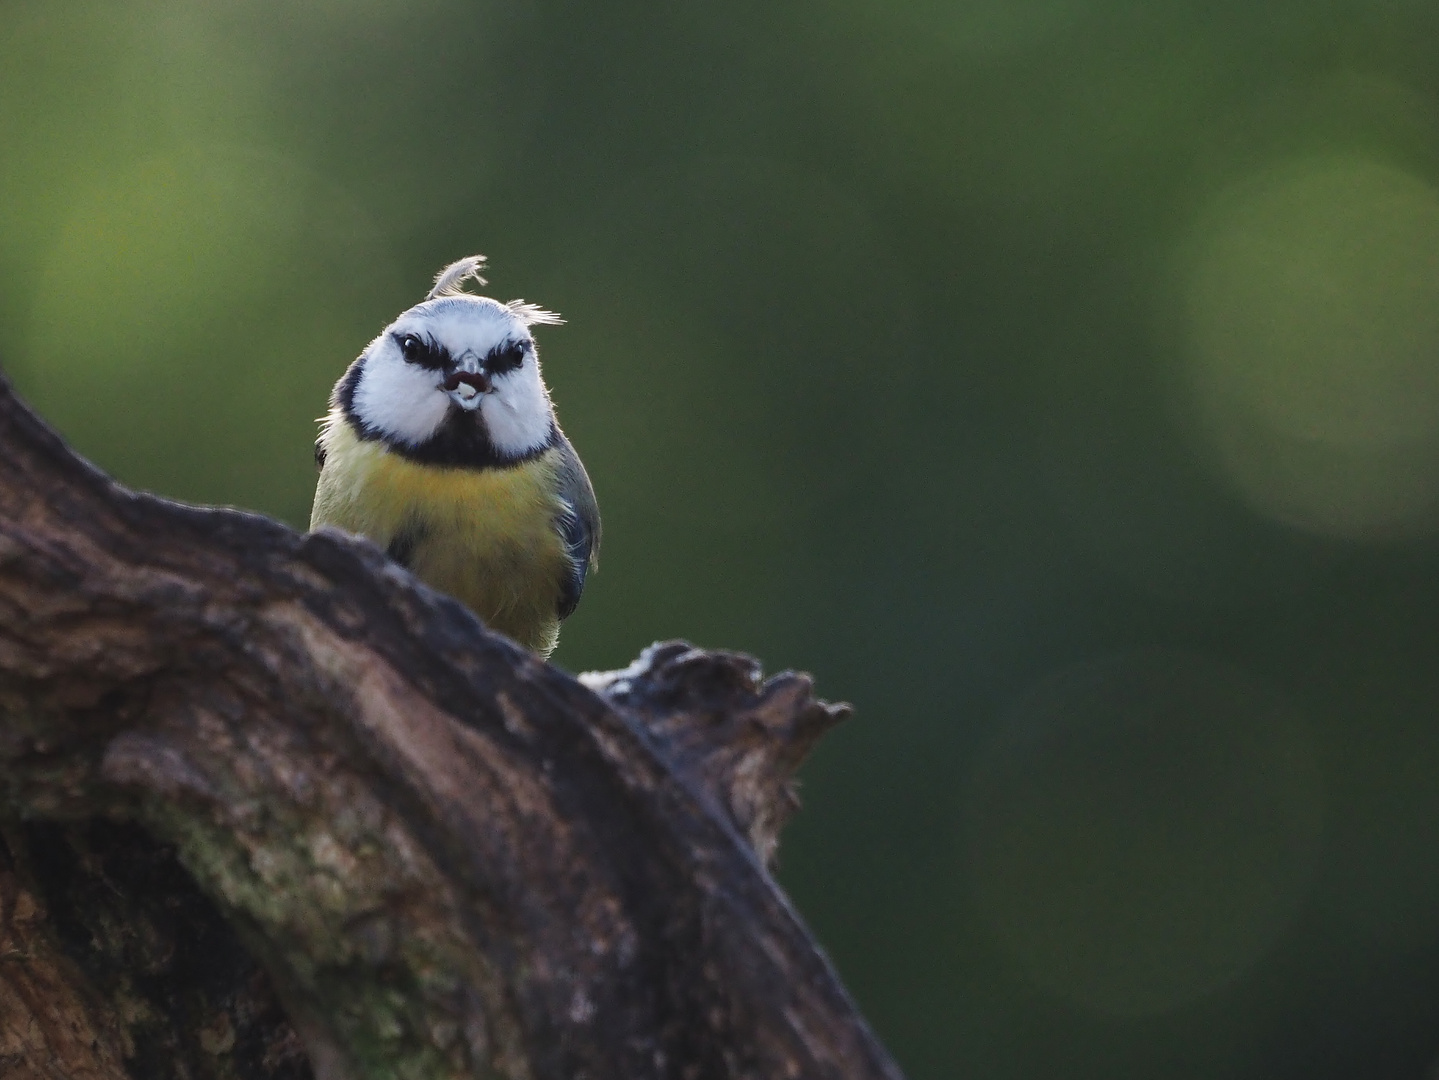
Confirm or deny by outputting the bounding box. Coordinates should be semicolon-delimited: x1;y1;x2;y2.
5;1;1439;1076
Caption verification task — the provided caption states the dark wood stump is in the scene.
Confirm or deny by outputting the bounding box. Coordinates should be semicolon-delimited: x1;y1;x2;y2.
0;376;902;1080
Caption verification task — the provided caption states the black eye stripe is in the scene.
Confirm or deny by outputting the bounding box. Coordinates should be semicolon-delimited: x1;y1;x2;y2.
486;340;528;375
392;333;527;374
394;332;448;370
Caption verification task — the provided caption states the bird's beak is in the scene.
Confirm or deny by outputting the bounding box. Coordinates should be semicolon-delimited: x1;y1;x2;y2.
443;357;492;409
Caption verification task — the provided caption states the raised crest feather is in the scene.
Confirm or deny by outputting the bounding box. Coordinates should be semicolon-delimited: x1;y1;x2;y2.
425;255;564;325
426;255;489;300
507;301;565;327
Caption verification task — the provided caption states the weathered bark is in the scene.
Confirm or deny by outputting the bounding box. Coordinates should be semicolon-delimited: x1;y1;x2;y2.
0;375;901;1080
0;819;310;1080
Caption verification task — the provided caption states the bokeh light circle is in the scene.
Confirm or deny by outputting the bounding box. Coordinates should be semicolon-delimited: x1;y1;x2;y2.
968;650;1322;1016
1181;156;1439;540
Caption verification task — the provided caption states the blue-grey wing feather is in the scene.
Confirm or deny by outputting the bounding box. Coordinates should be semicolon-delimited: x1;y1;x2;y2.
553;432;600;621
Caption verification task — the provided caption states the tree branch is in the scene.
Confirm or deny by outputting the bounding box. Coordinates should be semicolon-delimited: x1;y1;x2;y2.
0;376;901;1080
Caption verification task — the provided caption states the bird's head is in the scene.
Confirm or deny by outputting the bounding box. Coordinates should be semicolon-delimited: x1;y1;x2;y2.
338;256;564;464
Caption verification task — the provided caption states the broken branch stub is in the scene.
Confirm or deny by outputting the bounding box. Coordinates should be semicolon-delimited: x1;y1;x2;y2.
584;644;849;869
0;375;901;1080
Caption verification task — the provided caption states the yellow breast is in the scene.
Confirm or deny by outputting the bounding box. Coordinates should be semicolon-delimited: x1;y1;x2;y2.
311;417;570;655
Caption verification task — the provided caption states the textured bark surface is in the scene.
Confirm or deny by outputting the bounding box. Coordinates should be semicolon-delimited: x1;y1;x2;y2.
0;820;310;1080
0;823;129;1080
0;375;901;1080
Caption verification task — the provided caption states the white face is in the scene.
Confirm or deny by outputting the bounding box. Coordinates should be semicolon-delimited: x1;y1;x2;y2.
349;295;555;457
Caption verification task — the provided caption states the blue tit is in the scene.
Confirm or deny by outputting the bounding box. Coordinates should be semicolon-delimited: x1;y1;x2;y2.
310;255;599;658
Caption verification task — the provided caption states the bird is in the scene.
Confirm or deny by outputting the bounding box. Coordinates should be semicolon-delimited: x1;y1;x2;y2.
310;255;599;658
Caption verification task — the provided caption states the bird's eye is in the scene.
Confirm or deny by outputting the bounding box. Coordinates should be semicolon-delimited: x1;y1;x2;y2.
488;341;527;375
399;335;424;363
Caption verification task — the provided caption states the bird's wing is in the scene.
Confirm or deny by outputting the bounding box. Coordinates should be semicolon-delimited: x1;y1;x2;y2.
553;432;600;621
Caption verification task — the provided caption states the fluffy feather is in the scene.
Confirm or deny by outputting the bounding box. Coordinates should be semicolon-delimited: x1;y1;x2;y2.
312;421;575;655
506;300;565;327
427;254;489;299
